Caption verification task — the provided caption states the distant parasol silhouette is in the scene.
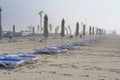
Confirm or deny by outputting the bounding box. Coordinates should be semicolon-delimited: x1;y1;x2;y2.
75;22;79;36
43;14;49;46
60;19;65;44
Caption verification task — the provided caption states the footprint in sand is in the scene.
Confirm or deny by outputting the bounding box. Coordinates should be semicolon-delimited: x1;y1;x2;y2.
98;75;107;78
49;64;58;66
60;73;73;76
84;68;93;70
97;79;105;80
49;64;69;68
79;75;89;77
39;70;47;73
108;69;120;74
48;71;56;74
92;67;103;70
70;64;80;69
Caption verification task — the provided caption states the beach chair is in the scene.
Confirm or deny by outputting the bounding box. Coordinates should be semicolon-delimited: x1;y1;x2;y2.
33;46;68;54
72;40;90;46
3;52;38;63
33;48;53;54
33;47;60;54
44;47;61;53
16;52;38;63
8;37;21;43
58;44;79;50
0;55;24;69
53;46;68;53
45;46;68;53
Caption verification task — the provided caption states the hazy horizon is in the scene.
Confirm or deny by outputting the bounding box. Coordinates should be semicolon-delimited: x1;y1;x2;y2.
0;0;120;34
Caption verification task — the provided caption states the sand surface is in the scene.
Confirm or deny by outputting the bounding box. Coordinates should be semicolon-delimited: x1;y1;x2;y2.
0;35;120;80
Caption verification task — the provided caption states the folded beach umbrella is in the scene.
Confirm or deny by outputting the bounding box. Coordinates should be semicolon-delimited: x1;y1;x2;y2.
89;26;92;35
60;19;65;37
92;27;94;35
13;25;15;37
96;28;98;35
43;14;49;38
33;26;35;37
75;22;79;36
43;14;49;46
83;24;86;36
60;19;65;44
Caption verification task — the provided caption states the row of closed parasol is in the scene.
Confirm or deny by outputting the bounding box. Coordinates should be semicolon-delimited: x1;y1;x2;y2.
43;14;87;46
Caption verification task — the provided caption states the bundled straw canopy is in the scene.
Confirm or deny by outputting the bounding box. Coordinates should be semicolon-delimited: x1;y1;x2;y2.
43;14;49;38
60;19;65;37
33;26;35;36
75;22;79;36
13;25;15;36
83;24;86;36
96;28;98;35
89;26;91;35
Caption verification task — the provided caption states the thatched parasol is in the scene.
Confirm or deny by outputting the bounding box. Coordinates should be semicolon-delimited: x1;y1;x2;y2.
83;24;86;36
13;25;15;37
89;26;91;35
33;26;35;36
43;14;49;46
75;22;79;36
60;19;65;44
60;19;65;37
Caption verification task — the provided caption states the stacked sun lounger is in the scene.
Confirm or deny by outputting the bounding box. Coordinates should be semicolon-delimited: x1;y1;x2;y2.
33;46;68;54
33;36;106;54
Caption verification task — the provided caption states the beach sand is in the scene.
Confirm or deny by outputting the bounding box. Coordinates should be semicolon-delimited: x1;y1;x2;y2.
0;35;120;80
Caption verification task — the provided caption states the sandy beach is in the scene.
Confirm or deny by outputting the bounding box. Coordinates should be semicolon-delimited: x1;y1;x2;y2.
0;35;120;80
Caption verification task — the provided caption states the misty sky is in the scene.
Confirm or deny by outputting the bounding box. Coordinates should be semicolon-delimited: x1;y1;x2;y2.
0;0;120;34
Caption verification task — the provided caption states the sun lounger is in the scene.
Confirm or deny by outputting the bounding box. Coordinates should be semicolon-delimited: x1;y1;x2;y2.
33;48;53;54
0;55;24;69
33;46;68;54
16;52;38;63
58;44;79;50
52;46;68;53
33;47;60;54
2;52;38;63
8;37;21;43
46;46;68;53
45;47;61;53
72;40;91;46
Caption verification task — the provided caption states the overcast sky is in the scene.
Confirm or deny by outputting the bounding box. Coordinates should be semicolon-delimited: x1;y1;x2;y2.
0;0;120;34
